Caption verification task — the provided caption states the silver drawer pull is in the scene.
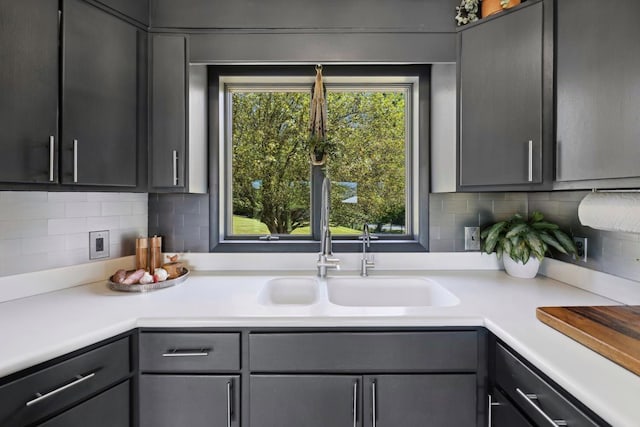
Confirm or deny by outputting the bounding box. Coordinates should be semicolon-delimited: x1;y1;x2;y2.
49;136;55;182
73;139;78;183
162;348;211;357
488;394;501;426
371;380;377;427
528;140;534;182
352;381;358;427
26;372;96;407
227;380;233;427
172;150;179;186
515;388;568;426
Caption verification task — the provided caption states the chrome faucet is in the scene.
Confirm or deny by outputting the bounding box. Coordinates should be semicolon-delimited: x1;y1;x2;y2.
317;177;340;278
359;223;377;276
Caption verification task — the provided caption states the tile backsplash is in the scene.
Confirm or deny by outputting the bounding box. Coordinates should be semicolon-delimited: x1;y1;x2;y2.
0;192;147;277
429;192;528;252
431;191;640;282
148;193;210;253
529;191;640;282
3;189;637;283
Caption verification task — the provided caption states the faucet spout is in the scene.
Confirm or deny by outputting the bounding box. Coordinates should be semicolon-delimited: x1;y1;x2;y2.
318;177;339;278
359;223;377;277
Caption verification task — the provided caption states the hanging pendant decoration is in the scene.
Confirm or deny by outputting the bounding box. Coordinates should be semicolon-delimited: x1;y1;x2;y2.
309;64;329;165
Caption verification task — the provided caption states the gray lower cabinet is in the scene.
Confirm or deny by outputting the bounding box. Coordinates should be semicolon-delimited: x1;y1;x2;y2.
556;0;640;184
491;339;606;427
140;375;240;427
249;331;484;426
458;0;552;191
0;336;132;427
364;375;477;427
39;380;130;427
250;375;361;427
0;0;59;184
61;0;138;187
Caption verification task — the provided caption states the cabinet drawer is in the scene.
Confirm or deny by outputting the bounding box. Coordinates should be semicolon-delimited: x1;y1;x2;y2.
495;343;599;427
0;337;130;427
139;332;240;372
250;331;478;372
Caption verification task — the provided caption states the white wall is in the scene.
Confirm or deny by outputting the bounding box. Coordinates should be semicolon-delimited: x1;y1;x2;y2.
0;192;147;277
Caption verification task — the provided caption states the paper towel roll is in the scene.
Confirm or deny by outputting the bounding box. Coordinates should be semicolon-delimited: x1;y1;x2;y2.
578;192;640;233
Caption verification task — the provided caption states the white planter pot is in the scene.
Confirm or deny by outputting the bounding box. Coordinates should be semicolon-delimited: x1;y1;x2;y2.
502;255;541;279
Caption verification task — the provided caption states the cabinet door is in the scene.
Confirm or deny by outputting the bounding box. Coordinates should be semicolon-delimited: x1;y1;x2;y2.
250;375;361;427
139;375;239;427
459;2;544;188
38;380;130;427
150;34;186;190
61;0;137;186
363;375;477;427
490;389;533;427
0;0;58;184
556;0;640;182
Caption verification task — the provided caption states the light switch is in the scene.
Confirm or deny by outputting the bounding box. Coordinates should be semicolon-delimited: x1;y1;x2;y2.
89;230;110;259
464;227;481;251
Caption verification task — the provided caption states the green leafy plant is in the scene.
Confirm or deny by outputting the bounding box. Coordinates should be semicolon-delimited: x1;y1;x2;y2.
455;0;480;26
481;212;578;264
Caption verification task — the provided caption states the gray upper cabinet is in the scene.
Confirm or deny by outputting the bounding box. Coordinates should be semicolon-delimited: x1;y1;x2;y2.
150;35;207;193
556;0;640;185
61;0;138;187
458;0;553;191
0;0;59;184
150;34;186;191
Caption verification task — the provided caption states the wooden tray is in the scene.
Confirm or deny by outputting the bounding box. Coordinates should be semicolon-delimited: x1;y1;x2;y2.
537;305;640;376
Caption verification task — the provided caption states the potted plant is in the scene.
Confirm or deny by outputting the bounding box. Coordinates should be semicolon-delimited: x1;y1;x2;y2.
481;211;577;278
455;0;480;26
308;134;335;166
455;0;521;26
482;0;521;18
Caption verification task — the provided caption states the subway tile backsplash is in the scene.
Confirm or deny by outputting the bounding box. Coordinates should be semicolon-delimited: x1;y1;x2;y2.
431;191;640;282
429;192;528;252
0;192;147;277
148;193;210;253
529;191;640;282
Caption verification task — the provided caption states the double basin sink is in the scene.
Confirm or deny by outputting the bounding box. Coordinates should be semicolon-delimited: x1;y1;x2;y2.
259;275;459;308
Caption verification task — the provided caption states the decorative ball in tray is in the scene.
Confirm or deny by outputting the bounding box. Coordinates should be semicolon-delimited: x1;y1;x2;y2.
108;256;188;293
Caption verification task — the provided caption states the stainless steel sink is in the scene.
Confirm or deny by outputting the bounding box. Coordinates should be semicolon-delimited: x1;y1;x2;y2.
258;277;320;305
326;276;459;307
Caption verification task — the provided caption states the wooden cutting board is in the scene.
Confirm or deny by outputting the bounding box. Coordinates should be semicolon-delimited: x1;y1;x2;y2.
536;305;640;376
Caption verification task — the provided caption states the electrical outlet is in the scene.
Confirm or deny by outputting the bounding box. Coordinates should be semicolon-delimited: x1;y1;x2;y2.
464;227;481;251
89;230;110;259
573;237;587;262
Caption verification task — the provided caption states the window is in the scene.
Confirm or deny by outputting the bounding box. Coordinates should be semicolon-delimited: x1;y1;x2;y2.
211;66;429;252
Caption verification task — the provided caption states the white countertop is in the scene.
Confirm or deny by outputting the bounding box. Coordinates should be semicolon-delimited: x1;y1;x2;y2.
0;268;638;426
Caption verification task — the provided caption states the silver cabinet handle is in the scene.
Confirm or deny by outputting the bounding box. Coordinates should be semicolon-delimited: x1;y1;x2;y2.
227;380;233;427
371;380;377;427
73;139;78;183
488;394;501;426
161;348;211;357
26;372;95;407
172;150;179;186
49;136;55;182
528;140;534;182
515;388;567;426
352;381;358;427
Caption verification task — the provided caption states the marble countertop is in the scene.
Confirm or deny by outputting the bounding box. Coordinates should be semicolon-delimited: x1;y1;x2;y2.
0;268;638;426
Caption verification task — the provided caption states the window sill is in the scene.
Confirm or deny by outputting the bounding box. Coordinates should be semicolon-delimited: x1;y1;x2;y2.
210;240;428;253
